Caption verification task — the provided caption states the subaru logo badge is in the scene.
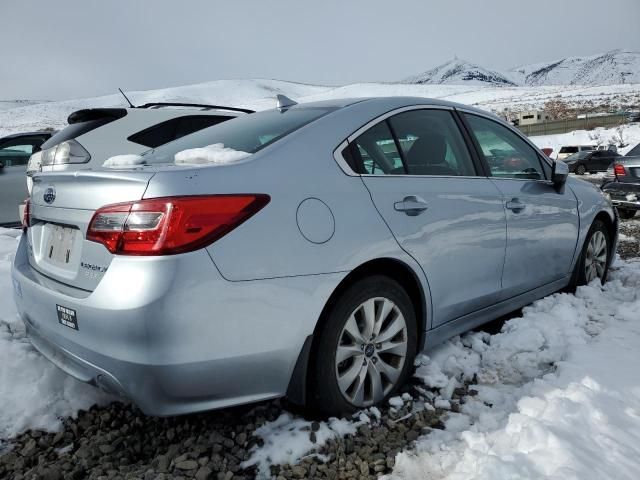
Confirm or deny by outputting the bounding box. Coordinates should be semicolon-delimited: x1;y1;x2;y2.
43;186;56;204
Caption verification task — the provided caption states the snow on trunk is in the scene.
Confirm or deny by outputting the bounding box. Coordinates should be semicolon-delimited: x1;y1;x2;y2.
174;143;251;165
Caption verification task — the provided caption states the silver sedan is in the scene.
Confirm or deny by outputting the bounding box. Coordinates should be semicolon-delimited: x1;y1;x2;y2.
12;97;618;416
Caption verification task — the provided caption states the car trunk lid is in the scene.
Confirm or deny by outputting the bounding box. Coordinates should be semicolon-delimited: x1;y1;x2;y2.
28;171;155;291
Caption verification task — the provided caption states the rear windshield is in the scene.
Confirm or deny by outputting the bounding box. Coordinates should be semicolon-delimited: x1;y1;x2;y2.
627;143;640;157
559;146;578;154
145;106;336;164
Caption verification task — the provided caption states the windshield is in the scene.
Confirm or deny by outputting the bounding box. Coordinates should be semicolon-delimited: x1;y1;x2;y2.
145;106;337;164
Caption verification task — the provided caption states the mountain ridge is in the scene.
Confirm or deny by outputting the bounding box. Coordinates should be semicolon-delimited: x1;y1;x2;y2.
404;50;640;87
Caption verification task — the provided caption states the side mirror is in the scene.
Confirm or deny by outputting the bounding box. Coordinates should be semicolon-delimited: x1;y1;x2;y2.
0;162;4;170
552;160;569;185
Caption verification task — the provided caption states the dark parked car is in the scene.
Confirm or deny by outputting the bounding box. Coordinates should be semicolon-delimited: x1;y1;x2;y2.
601;143;640;219
0;131;54;226
563;149;620;175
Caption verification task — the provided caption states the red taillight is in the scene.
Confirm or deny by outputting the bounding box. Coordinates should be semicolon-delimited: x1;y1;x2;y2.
614;164;626;177
22;199;30;231
87;195;270;255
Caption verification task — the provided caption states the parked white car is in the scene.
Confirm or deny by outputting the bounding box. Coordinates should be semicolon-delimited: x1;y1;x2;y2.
556;145;596;160
26;102;252;193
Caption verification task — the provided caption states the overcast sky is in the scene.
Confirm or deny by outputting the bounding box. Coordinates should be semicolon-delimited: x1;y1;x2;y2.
1;0;639;100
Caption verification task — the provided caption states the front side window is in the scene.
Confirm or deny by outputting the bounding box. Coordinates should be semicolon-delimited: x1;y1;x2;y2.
464;114;546;180
346;109;476;176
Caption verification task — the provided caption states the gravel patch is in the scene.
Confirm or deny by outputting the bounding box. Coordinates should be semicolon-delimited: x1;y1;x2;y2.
1;218;638;480
0;385;451;480
618;219;640;260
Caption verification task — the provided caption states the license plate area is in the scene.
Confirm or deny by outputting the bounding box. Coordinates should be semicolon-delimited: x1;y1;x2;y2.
45;224;76;266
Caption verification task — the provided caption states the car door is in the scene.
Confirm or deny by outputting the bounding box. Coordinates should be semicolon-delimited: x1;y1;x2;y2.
0;137;37;225
587;151;605;171
345;107;507;327
597;151;620;171
461;112;579;299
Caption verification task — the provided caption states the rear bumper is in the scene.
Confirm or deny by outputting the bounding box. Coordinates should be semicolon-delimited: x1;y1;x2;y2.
11;236;342;416
602;181;640;211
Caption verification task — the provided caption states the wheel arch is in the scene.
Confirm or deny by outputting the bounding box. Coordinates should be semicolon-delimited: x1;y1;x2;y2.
594;209;617;261
285;257;428;406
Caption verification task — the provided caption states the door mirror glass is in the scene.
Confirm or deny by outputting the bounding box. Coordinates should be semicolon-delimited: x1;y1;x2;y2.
552;160;569;185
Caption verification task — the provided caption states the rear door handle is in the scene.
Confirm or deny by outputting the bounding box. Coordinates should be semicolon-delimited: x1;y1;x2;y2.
505;198;526;212
394;196;429;216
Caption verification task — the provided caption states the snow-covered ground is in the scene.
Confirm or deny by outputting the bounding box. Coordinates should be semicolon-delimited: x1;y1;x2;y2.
388;258;640;480
530;123;640;158
1;79;639;139
0;229;110;440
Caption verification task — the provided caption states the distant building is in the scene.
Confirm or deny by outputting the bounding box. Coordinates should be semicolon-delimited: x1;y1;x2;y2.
518;110;552;126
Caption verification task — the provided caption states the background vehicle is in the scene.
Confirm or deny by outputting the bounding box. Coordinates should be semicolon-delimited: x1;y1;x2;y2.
563;149;621;174
556;145;596;160
602;144;640;218
27;103;252;192
0;131;53;226
13;97;617;417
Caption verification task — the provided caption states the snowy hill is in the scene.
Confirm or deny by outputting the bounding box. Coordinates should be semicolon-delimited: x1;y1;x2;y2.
403;58;517;86
0;100;48;111
512;50;640;86
1;77;640;139
403;50;640;87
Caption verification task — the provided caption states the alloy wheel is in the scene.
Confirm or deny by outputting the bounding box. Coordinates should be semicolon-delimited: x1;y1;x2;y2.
585;230;607;282
334;297;408;407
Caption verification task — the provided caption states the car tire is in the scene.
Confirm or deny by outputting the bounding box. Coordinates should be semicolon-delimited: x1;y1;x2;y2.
618;209;637;220
311;276;418;416
575;164;586;175
570;219;611;288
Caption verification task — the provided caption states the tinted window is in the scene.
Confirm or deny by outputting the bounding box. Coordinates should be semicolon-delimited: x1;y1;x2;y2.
566;151;590;160
0;136;47;166
627;143;640;157
147;107;336;163
559;146;579;154
350;121;404;175
42;110;125;149
465;114;546;180
128;115;230;148
389;110;476;176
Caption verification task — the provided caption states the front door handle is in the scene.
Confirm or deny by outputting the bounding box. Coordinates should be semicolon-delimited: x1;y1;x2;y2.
505;198;526;213
394;196;429;216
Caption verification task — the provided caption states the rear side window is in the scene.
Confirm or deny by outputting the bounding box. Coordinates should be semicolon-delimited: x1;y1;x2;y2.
350;122;404;175
464;114;546;180
128;115;231;148
389;110;476;176
147;106;336;163
347;109;475;176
